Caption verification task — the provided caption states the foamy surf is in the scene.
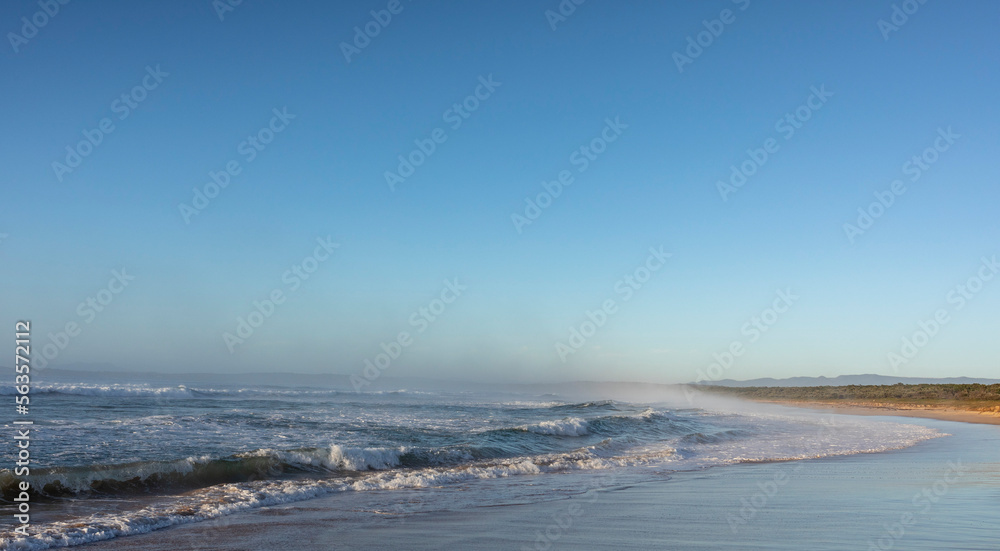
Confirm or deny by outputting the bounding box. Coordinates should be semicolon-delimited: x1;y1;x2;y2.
1;422;940;551
0;385;943;550
524;417;590;436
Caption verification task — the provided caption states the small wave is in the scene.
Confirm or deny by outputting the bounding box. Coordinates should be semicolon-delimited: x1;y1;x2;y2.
0;445;674;550
0;446;408;499
551;400;621;412
240;445;406;472
523;417;590;436
678;429;749;445
487;410;689;442
498;401;567;409
0;444;486;500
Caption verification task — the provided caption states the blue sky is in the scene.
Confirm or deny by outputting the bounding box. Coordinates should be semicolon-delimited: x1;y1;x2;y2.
2;0;998;383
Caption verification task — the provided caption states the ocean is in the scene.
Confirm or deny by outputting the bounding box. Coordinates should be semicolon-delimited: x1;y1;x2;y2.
0;373;952;550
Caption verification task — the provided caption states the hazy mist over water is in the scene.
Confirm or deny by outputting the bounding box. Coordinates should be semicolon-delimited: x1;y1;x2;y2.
3;1;999;549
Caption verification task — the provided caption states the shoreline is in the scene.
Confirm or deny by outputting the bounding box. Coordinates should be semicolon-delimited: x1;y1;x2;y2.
764;399;1000;426
89;417;1000;550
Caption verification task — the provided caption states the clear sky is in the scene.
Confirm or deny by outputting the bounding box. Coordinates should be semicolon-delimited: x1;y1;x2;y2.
2;0;998;384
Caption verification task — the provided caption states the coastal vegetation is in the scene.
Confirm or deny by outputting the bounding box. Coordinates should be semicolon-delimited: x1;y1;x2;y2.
700;383;1000;412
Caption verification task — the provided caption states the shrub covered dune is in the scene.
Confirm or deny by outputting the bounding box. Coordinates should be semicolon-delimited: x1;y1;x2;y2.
702;384;1000;413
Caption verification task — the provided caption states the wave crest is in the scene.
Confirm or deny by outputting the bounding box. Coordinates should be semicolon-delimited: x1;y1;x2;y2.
524;417;590;436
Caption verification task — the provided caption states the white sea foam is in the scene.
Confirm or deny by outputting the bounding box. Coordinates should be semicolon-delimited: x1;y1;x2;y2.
240;446;406;471
524;417;590;436
1;446;666;550
498;400;568;409
1;419;943;551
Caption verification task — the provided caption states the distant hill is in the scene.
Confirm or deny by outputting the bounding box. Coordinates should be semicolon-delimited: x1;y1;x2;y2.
695;374;1000;387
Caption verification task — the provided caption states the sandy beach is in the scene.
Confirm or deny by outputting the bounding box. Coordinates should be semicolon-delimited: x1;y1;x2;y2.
762;401;1000;426
87;411;1000;551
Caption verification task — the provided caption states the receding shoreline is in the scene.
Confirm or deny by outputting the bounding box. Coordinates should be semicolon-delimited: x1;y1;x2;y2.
763;400;1000;426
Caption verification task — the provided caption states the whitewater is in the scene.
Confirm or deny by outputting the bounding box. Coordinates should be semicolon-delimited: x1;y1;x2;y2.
0;376;942;550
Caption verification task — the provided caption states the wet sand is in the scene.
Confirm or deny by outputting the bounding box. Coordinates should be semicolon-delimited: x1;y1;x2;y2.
89;414;1000;551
